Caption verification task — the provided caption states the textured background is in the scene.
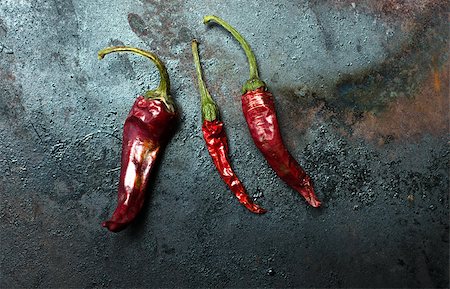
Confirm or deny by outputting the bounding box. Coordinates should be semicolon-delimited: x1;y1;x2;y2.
0;0;448;288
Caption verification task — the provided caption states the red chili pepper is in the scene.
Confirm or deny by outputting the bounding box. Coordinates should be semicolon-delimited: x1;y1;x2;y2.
98;47;177;232
204;16;321;207
192;40;266;214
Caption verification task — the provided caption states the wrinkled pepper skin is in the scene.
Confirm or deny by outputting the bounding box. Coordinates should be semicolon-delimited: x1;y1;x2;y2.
203;15;321;208
202;119;266;214
103;96;176;232
242;88;321;207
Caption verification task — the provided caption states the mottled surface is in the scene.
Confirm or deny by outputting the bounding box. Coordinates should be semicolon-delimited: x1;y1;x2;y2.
0;0;448;288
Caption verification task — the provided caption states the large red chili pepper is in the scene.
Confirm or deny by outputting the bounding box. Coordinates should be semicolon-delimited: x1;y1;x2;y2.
98;46;177;232
192;40;266;214
204;16;321;207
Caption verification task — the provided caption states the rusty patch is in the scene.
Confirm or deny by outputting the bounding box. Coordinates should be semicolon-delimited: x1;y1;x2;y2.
333;6;447;117
318;0;448;37
0;18;7;38
327;0;446;20
270;0;448;144
127;1;180;56
352;60;449;143
128;13;149;37
0;60;29;137
365;0;444;20
275;85;328;135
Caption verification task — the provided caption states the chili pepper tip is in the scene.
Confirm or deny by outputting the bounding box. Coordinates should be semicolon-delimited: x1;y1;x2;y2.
308;197;321;208
102;220;127;233
252;206;267;214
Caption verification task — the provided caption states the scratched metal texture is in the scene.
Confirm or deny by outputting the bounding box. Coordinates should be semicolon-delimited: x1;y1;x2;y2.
0;0;448;288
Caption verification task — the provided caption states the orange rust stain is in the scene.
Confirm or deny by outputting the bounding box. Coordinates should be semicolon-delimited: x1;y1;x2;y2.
432;56;442;94
352;60;449;143
329;0;445;18
433;68;441;94
292;102;326;133
329;0;446;33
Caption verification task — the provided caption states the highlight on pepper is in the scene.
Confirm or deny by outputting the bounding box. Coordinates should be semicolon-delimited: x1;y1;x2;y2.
98;46;177;232
192;39;266;214
203;15;321;207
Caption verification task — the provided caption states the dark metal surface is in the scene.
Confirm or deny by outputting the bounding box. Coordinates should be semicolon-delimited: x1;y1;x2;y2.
1;0;448;288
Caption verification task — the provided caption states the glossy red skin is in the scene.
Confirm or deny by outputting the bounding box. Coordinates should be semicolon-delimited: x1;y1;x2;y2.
202;119;266;214
103;96;176;232
242;87;321;207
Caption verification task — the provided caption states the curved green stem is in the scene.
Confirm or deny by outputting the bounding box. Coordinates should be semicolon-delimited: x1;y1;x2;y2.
98;46;175;112
203;15;265;93
191;40;219;121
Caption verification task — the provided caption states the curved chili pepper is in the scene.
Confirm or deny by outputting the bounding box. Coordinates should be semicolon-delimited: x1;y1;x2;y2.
192;40;266;214
98;46;177;232
204;16;321;207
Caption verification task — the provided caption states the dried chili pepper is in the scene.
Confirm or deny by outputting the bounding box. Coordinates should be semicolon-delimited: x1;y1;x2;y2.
204;16;321;207
192;40;266;214
98;46;177;232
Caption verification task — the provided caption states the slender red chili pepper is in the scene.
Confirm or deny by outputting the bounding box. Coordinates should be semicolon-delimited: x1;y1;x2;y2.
204;16;321;207
98;46;177;232
192;40;266;214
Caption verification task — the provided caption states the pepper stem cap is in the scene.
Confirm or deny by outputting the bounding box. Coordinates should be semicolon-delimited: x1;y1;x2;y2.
191;39;219;121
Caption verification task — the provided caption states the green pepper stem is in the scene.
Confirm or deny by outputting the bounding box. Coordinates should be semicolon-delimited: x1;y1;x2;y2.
98;46;174;112
203;15;265;93
191;40;219;121
203;15;259;80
